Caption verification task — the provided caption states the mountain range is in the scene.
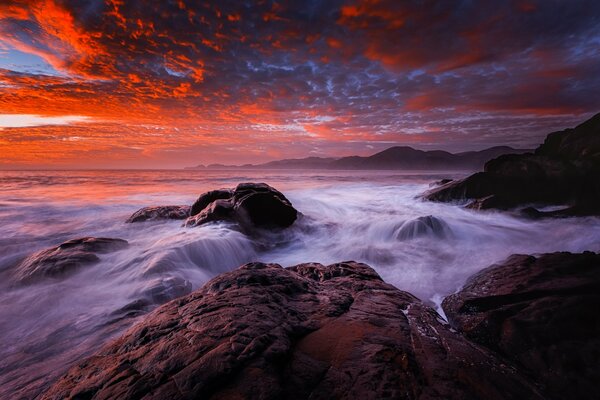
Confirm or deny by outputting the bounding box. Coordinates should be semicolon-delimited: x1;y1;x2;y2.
186;146;531;171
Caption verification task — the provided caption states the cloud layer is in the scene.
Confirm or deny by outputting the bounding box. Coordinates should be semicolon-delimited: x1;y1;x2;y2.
1;0;599;167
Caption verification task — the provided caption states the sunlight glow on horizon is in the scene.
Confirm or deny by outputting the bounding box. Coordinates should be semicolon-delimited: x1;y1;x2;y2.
0;114;91;129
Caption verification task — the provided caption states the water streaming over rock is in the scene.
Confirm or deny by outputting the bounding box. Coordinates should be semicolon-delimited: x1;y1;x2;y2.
0;169;599;398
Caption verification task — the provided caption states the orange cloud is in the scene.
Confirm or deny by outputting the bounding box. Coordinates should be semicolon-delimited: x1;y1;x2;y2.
0;0;597;168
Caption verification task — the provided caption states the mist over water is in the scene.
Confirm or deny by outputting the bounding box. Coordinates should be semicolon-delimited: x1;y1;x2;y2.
1;169;599;397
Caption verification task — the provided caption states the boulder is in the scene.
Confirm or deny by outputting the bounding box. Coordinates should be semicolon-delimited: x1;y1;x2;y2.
41;261;543;400
14;237;128;284
126;205;191;223
395;215;453;240
425;113;600;216
443;252;600;400
186;182;298;230
190;189;233;216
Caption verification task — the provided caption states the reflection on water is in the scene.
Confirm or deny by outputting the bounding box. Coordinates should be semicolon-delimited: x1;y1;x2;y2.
1;169;599;398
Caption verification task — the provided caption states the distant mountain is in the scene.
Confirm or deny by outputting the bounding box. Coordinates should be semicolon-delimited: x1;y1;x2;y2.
185;146;531;171
257;156;337;169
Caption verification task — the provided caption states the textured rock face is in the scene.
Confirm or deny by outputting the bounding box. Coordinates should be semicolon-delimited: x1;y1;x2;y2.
42;262;543;400
536;112;600;161
443;252;600;400
425;113;600;216
186;182;298;230
126;205;191;223
14;237;128;284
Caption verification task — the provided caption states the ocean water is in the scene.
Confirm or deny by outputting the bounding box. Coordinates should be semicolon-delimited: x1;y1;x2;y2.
1;169;599;397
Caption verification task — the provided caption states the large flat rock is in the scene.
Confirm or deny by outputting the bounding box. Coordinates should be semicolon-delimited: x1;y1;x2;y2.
41;261;542;400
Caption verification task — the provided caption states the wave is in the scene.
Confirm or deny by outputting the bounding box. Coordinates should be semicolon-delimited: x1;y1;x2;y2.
0;170;599;397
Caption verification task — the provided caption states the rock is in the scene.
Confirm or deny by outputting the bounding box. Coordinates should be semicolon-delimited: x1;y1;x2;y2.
126;205;191;223
186;182;298;230
395;215;453;240
111;277;193;321
136;276;193;305
442;252;600;400
465;195;510;211
425;113;600;216
536;113;600;161
190;189;233;216
41;261;543;400
14;237;128;284
430;178;453;187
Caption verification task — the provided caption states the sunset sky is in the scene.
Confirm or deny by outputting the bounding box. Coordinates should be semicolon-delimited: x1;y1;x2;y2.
1;0;599;168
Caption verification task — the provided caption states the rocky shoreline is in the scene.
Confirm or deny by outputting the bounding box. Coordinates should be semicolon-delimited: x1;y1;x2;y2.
425;113;600;217
8;171;599;399
28;252;596;400
8;113;600;398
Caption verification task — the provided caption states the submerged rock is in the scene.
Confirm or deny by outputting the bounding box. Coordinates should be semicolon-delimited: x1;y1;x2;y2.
14;237;128;284
443;251;600;400
424;113;600;216
42;261;542;400
186;182;298;230
395;215;453;240
126;205;191;223
136;276;193;305
112;277;193;320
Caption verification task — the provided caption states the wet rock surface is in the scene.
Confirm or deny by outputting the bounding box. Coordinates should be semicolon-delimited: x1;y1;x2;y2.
14;237;128;284
41;261;543;400
185;182;298;230
443;251;600;400
425;113;600;216
126;205;191;223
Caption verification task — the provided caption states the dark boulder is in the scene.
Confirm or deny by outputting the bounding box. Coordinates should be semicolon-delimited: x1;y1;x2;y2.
41;261;543;400
190;189;232;216
443;252;600;400
14;237;128;284
425;113;600;216
126;205;190;223
186;182;298;230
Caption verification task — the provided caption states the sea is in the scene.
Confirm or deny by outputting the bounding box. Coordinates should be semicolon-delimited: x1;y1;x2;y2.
1;169;599;397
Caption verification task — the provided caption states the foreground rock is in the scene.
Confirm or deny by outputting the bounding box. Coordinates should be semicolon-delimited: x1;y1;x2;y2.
425;113;600;216
443;251;600;400
126;205;190;223
185;182;298;230
14;237;128;284
42;262;542;400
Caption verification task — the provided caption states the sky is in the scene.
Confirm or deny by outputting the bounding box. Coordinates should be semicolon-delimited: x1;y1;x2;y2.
0;0;599;168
